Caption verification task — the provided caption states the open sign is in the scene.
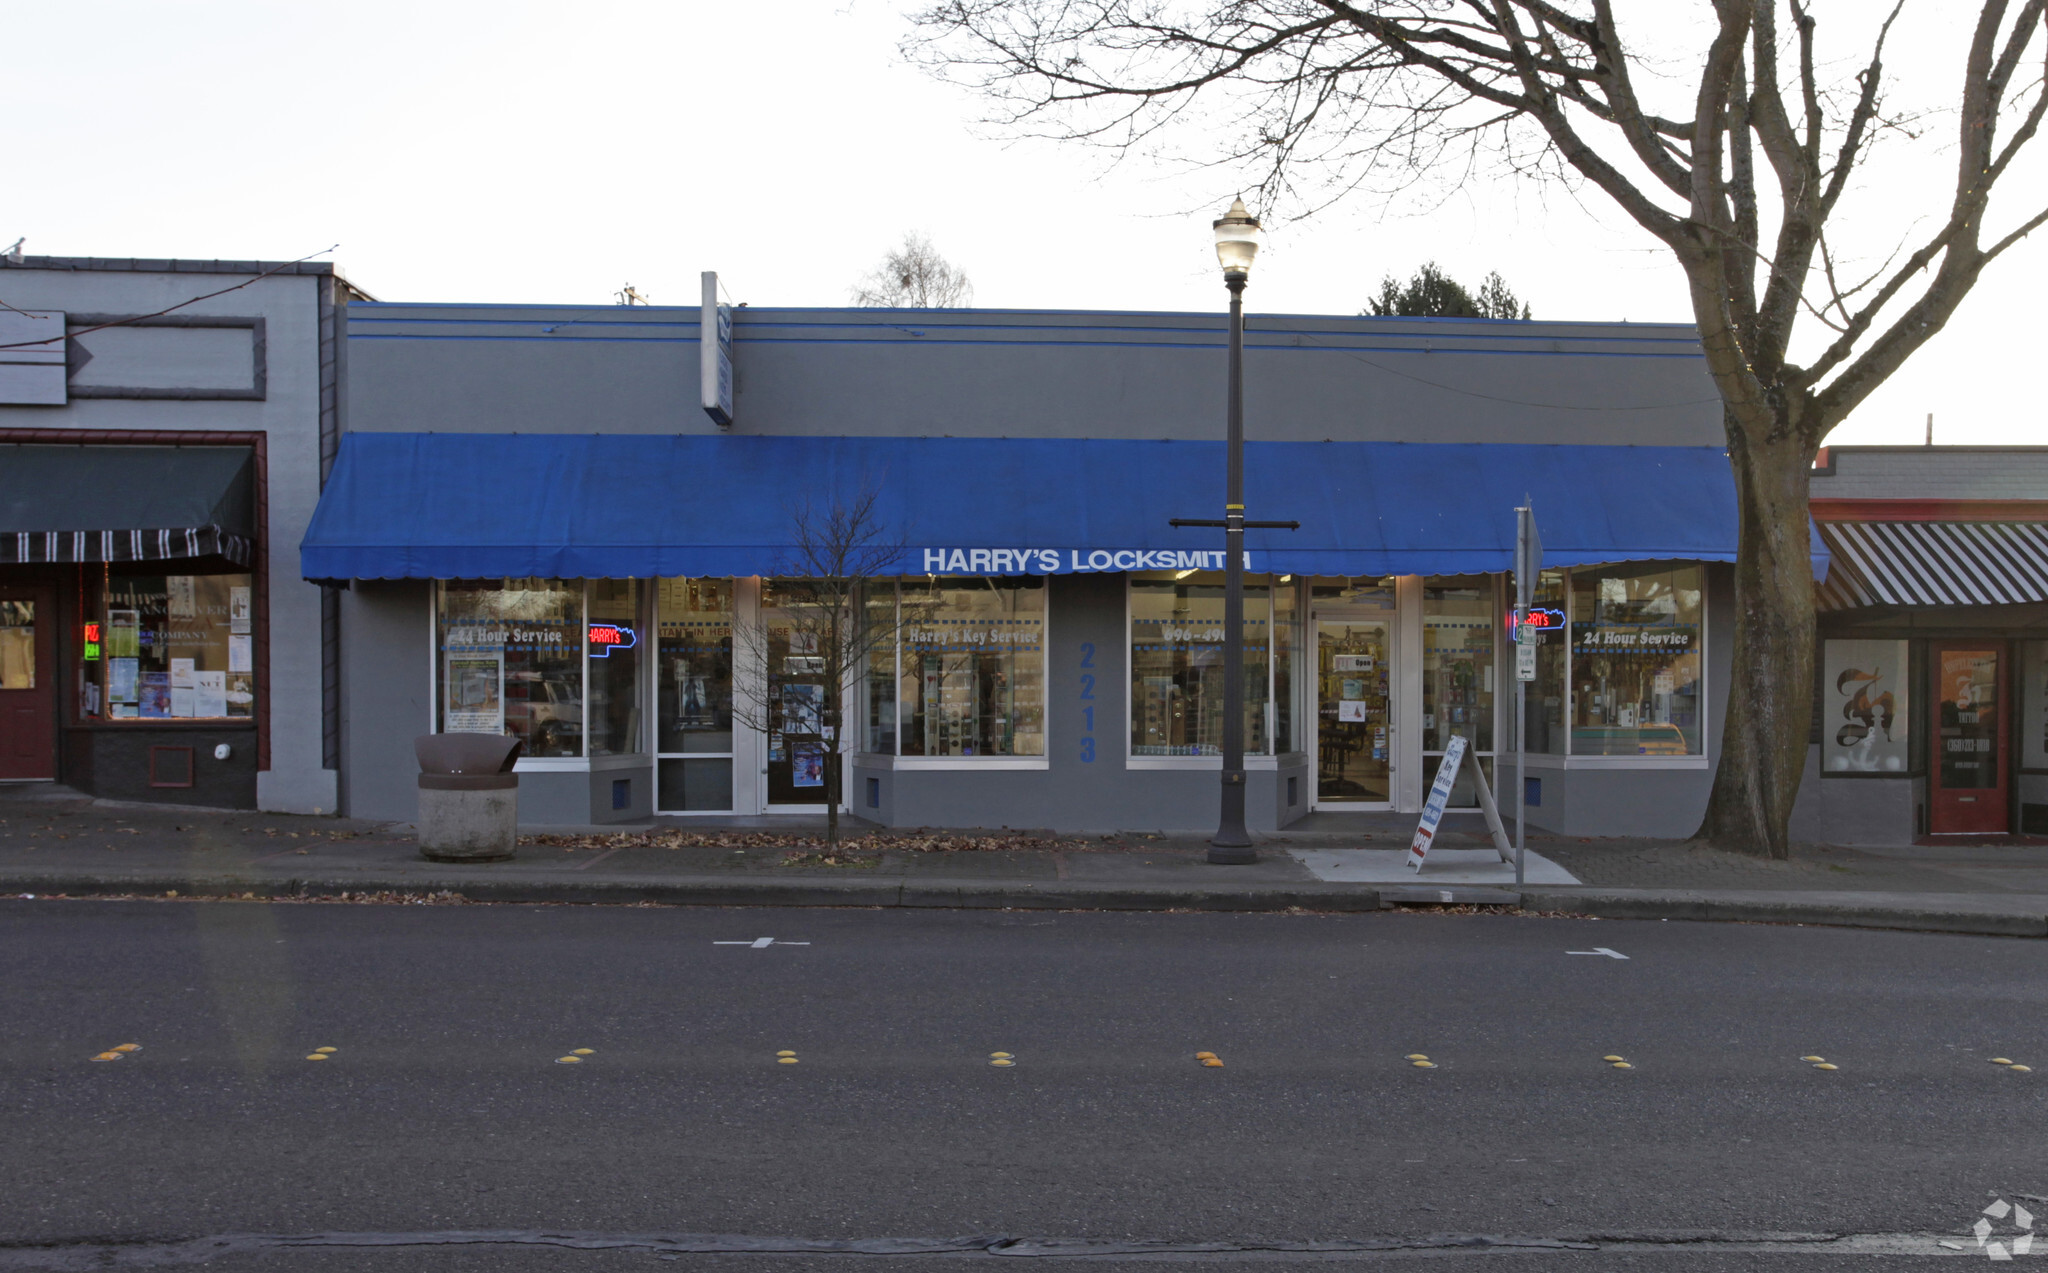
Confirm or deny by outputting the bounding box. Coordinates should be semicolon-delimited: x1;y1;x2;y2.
588;623;638;657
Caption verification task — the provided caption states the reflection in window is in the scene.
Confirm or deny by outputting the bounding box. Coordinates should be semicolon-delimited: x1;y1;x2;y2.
1524;569;1568;755
1569;564;1704;755
587;579;640;756
437;579;582;757
1130;572;1279;756
1422;578;1495;754
85;574;255;721
887;577;1045;757
656;578;733;811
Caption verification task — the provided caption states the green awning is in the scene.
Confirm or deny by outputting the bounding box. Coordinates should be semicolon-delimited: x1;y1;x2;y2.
1;444;255;566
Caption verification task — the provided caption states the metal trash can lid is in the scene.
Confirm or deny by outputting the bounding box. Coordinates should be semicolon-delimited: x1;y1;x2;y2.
415;733;522;775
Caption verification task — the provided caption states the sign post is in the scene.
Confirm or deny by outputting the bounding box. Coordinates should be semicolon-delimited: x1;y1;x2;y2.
1513;502;1542;889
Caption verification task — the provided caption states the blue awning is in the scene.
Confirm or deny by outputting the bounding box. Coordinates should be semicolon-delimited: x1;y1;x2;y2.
302;433;1770;581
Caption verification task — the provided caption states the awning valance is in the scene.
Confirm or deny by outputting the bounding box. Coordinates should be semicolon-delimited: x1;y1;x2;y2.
302;433;1753;582
0;444;255;567
1816;519;2048;610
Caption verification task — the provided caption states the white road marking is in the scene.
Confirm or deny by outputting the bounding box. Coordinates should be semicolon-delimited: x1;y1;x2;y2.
1567;947;1629;959
713;938;811;948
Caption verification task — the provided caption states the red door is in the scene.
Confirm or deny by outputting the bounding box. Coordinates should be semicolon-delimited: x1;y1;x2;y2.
0;587;57;781
1930;642;2009;835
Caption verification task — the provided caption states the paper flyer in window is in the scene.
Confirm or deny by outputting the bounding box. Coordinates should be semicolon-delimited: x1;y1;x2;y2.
228;633;252;673
108;610;140;659
229;587;251;635
1822;639;1908;773
109;656;139;704
171;657;195;689
166;576;196;620
194;670;227;718
444;652;504;734
226;674;254;717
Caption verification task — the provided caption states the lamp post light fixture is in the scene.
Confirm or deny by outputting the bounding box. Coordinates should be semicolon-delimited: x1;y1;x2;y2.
1171;197;1298;864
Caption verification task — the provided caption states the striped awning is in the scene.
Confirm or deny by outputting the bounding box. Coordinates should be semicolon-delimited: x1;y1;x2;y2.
1815;520;2048;610
0;444;255;568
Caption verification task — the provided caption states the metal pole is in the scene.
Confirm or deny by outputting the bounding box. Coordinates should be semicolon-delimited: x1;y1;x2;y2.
1514;555;1528;888
1211;272;1254;862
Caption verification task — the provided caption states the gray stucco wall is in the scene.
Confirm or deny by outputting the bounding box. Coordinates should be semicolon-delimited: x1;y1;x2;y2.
344;305;1725;448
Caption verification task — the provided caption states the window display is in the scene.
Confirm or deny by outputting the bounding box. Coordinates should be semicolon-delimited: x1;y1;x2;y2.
1568;564;1703;755
883;576;1045;758
0;600;32;690
83;574;254;721
1822;639;1909;773
2024;640;2048;773
1131;572;1285;756
437;579;582;757
1422;578;1495;754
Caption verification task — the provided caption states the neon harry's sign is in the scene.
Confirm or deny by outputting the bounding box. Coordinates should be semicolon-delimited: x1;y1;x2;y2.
588;623;638;657
1507;607;1565;636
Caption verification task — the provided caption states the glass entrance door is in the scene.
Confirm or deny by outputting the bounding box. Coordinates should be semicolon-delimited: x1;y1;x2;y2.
1315;618;1392;806
1931;643;2009;834
763;585;832;807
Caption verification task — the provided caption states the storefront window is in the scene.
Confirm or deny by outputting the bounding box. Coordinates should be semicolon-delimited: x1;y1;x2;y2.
1821;639;1909;772
889;576;1045;757
1518;569;1567;755
656;578;733;811
1130;571;1277;756
437;579;582;757
587;579;640;756
83;573;255;721
866;585;898;754
1568;564;1704;755
1423;578;1495;754
1;601;34;690
1273;578;1297;753
2023;640;2048;774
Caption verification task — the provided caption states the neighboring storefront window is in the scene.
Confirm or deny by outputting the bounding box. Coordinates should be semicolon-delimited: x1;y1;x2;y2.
1;600;33;690
656;578;734;810
81;573;255;721
1568;564;1704;755
1130;571;1289;757
1821;639;1909;773
875;576;1046;758
2023;640;2048;774
437;579;583;757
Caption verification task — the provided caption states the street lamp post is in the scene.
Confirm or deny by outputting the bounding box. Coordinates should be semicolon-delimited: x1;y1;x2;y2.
1172;198;1297;865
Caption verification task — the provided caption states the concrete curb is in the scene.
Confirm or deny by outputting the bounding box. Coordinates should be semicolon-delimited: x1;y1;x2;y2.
3;870;2045;937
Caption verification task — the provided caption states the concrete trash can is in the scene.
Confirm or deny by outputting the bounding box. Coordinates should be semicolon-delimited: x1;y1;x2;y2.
415;734;523;862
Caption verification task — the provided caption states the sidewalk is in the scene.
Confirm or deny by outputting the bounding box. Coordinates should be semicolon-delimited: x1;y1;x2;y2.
6;784;2048;937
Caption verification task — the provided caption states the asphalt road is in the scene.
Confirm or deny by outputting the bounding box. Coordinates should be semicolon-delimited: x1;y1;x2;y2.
3;899;2046;1271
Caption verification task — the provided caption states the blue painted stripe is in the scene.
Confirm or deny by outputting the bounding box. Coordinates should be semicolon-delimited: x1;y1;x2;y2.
345;331;1704;359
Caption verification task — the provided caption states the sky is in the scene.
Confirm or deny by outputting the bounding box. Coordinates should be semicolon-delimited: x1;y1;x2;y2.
4;0;2042;447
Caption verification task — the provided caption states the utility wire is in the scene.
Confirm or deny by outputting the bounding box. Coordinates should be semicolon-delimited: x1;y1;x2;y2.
0;245;338;350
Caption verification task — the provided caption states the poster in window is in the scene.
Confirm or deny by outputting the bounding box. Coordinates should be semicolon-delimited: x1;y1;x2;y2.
444;652;505;734
791;743;825;788
1822;639;1909;772
166;576;196;620
108;610;140;659
782;683;823;734
109;657;139;704
139;672;172;719
229;586;251;635
228;633;252;673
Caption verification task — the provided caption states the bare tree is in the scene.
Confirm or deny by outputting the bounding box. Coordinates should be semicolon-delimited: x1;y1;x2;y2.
909;0;2048;859
732;491;931;847
852;231;975;307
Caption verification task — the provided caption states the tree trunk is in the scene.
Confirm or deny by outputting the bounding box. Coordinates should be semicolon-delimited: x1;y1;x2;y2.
1694;416;1819;859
